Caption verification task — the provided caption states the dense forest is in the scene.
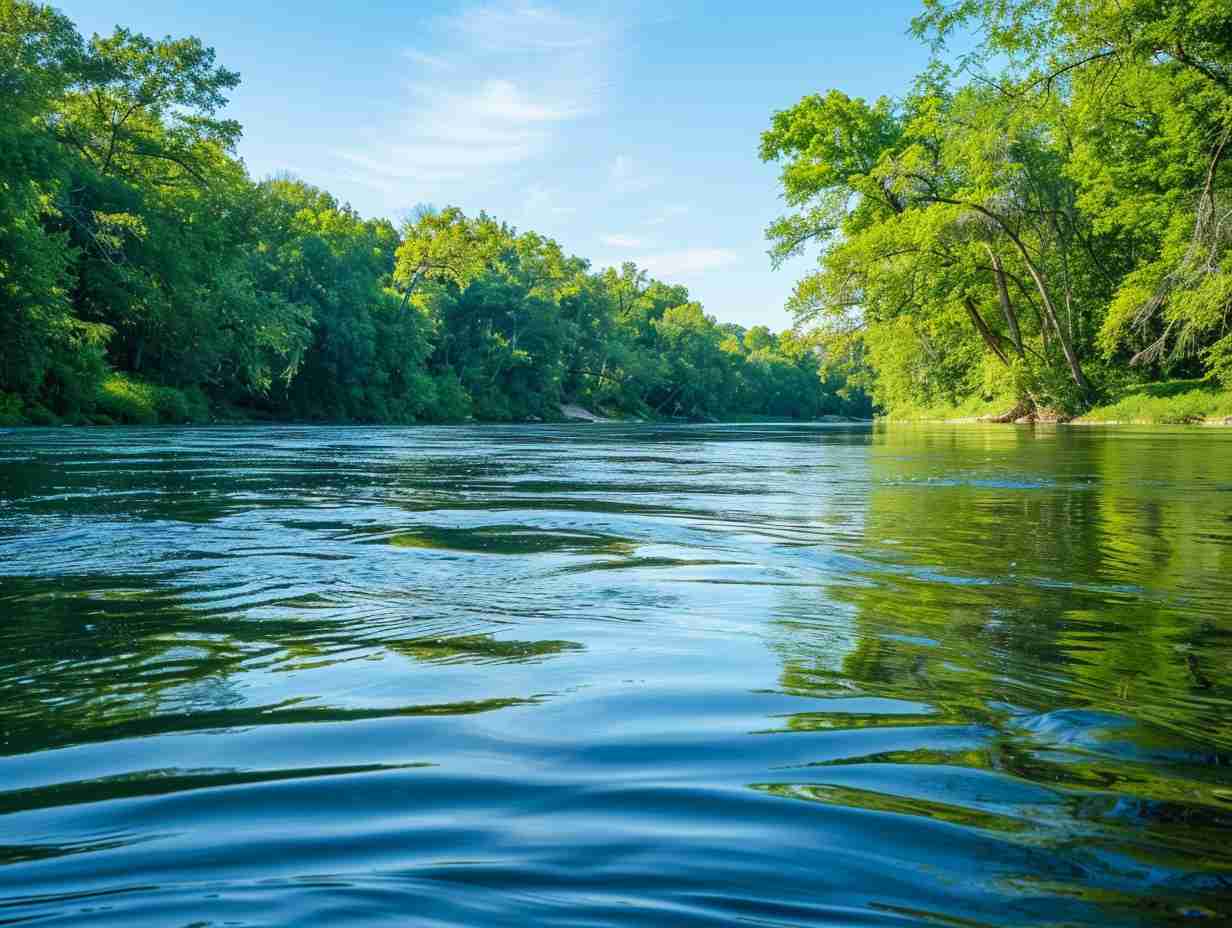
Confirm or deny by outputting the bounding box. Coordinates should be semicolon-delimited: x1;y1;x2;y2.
0;1;870;426
763;0;1232;419
10;1;1228;427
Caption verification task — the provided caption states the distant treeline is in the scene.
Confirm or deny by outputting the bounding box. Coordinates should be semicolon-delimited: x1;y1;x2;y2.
0;1;871;426
761;0;1232;418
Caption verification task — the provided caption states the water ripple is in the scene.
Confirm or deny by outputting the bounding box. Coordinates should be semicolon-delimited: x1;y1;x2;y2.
0;423;1230;925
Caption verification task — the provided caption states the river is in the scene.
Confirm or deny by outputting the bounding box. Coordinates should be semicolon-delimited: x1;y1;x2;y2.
0;423;1229;925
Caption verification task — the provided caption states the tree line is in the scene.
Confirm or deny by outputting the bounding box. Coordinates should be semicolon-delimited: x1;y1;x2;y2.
762;0;1232;418
0;1;871;426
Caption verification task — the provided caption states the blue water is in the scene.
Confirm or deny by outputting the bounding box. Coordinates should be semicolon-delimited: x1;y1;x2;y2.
0;423;1229;925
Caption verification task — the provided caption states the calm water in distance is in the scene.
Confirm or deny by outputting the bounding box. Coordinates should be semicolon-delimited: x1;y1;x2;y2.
0;423;1230;926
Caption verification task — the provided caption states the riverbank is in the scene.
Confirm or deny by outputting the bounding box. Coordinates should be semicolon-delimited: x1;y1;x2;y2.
1072;379;1232;425
2;380;866;428
1;365;871;428
886;379;1232;426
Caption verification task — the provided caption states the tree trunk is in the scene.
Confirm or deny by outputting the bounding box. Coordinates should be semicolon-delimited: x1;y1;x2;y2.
989;217;1090;396
984;245;1024;358
396;267;426;311
1020;260;1091;398
931;195;1093;400
963;296;1010;366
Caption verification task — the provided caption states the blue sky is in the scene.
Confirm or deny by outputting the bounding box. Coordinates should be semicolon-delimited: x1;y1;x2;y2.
57;0;935;330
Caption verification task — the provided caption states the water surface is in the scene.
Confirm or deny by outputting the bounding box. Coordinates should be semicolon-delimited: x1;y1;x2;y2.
1;423;1230;925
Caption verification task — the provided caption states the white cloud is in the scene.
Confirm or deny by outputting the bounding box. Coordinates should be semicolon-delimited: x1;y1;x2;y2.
524;185;578;219
453;1;608;51
337;1;617;196
633;247;740;277
402;49;450;69
646;204;689;226
600;233;645;248
609;155;635;182
605;154;658;195
496;80;583;120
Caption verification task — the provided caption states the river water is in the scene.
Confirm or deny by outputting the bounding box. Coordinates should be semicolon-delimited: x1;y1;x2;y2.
0;423;1229;926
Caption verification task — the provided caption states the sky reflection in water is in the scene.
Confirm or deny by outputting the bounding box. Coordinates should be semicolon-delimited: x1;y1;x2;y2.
0;423;1229;926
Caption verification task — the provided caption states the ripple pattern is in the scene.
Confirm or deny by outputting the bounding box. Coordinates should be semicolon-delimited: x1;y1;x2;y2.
0;423;1230;926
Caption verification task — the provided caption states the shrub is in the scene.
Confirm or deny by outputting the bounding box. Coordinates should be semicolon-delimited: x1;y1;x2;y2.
1205;335;1232;389
426;372;472;422
24;404;58;425
0;392;23;426
96;374;158;424
181;386;211;423
1079;379;1232;423
95;374;211;425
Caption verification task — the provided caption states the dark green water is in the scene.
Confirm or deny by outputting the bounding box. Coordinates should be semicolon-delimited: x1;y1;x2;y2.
1;423;1230;926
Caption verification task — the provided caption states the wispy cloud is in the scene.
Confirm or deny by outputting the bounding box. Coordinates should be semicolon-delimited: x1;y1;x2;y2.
338;2;618;196
632;247;740;277
600;233;645;248
646;203;689;226
606;154;658;195
453;2;608;51
402;49;450;70
524;185;578;219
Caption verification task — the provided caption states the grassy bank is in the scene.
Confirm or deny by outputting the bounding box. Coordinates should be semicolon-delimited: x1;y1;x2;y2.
1073;379;1232;425
0;376;199;427
8;375;1230;428
882;379;1232;425
882;393;1020;423
1;380;691;427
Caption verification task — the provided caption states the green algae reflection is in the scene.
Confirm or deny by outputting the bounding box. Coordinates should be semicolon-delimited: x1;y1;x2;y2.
388;524;636;556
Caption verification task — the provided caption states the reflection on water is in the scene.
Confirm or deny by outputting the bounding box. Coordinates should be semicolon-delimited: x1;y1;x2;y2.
0;423;1229;926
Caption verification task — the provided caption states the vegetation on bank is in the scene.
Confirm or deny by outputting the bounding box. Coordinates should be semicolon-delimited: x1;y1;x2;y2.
882;378;1232;425
1077;379;1232;425
0;1;871;427
880;394;1020;423
762;0;1232;422
9;0;1231;429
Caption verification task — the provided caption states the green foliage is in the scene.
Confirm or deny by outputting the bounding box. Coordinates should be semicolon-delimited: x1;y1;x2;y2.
94;373;157;424
0;0;86;407
95;373;205;424
427;371;473;422
0;392;23;425
1079;379;1232;424
0;0;868;426
1205;335;1232;387
55;25;241;186
395;207;506;297
763;0;1232;419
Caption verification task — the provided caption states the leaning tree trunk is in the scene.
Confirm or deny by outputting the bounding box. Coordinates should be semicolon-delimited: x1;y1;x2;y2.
963;296;1039;417
936;196;1093;401
963;297;1010;366
984;245;1024;358
1020;260;1091;399
988;220;1091;399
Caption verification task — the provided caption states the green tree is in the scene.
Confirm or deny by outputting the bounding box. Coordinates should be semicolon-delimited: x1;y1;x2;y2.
0;1;112;420
915;0;1232;385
